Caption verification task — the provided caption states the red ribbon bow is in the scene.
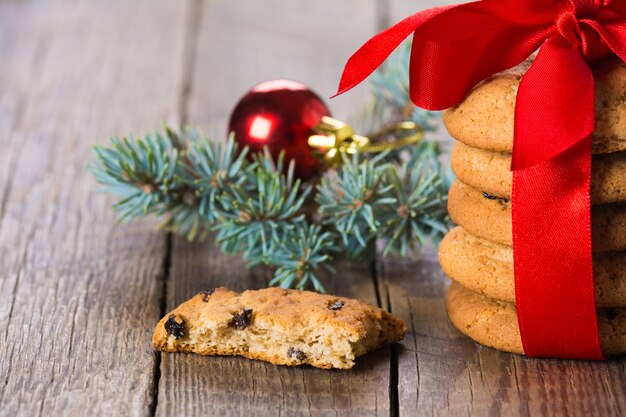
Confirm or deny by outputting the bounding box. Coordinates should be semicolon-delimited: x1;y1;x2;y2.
337;0;626;359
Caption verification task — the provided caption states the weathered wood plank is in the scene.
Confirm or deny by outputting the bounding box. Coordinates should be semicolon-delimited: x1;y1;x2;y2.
0;1;188;415
378;246;626;417
156;1;394;416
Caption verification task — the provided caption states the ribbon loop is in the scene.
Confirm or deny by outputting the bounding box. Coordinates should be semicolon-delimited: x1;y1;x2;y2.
568;0;602;16
557;1;615;60
512;36;596;170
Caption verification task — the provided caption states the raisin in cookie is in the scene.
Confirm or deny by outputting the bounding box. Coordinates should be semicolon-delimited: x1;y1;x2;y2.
153;287;407;369
447;180;626;252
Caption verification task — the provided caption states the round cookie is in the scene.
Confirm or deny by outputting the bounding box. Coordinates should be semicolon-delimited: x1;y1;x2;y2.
450;142;626;204
439;226;626;308
442;57;626;154
447;282;626;356
448;180;626;252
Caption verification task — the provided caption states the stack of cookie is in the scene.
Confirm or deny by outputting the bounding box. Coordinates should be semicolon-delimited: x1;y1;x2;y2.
438;57;626;356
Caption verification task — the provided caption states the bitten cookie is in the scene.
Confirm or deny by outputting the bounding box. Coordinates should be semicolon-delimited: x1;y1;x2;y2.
442;57;626;154
450;142;626;204
447;180;626;252
439;226;626;308
153;287;407;369
447;282;626;356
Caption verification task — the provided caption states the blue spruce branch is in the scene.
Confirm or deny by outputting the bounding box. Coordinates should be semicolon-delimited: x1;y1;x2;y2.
89;40;452;291
90;127;451;291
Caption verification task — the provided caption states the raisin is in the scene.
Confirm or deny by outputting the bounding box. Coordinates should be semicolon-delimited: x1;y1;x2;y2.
606;308;618;321
201;288;215;302
328;300;345;311
482;192;508;203
230;308;253;329
164;314;186;339
287;347;307;361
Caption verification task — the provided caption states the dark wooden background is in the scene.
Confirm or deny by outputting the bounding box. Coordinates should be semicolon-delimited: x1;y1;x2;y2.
0;1;625;416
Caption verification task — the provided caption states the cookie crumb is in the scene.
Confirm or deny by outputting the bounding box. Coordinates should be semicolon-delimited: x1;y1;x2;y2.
201;288;215;302
230;308;253;329
328;300;345;311
287;347;307;361
165;314;186;339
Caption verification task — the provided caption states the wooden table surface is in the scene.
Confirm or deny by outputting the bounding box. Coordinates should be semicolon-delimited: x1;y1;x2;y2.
1;1;625;416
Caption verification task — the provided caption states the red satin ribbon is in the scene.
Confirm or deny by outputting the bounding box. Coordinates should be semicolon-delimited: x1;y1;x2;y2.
336;0;626;359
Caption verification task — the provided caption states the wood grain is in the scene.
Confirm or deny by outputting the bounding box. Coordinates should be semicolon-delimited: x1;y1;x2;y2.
0;1;186;415
377;246;626;417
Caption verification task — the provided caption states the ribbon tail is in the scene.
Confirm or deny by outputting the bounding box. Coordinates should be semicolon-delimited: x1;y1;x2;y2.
334;6;455;98
512;37;595;170
512;37;603;359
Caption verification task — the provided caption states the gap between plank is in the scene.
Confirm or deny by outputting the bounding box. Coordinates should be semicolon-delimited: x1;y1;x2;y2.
373;3;406;414
150;0;203;415
376;0;391;31
149;233;171;417
370;259;400;417
179;0;204;127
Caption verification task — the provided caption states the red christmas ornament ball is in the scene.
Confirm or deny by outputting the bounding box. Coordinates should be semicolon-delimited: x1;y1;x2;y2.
228;80;331;180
